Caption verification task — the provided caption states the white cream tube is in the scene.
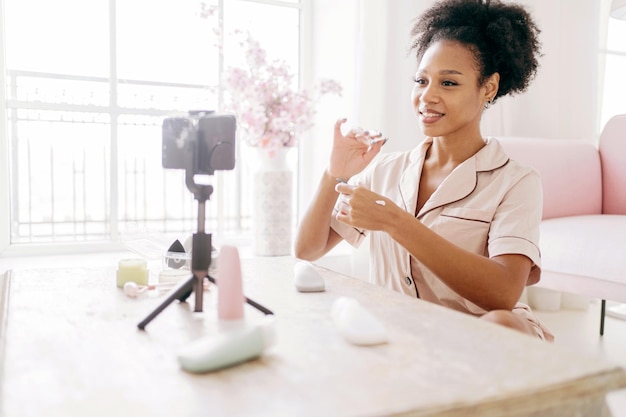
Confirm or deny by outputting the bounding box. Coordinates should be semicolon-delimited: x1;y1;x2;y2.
177;319;276;373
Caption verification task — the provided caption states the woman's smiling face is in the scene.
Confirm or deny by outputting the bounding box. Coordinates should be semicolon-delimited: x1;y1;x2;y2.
411;40;498;140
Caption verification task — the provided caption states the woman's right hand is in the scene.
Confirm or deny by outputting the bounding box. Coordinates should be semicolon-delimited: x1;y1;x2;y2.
328;118;386;180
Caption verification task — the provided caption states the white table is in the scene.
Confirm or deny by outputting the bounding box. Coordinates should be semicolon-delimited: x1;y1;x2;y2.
1;257;625;417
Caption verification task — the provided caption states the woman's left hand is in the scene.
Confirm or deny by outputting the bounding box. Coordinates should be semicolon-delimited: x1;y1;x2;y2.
334;183;395;231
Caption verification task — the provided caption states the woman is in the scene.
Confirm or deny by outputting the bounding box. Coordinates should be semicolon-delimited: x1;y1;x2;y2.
294;0;552;341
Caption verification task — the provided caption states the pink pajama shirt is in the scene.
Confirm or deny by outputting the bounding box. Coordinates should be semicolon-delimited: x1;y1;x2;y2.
331;137;554;341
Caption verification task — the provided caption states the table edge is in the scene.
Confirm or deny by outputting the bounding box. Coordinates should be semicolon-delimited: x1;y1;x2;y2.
390;367;626;417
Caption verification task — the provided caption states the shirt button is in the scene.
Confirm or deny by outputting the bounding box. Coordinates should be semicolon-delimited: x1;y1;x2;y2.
405;276;413;286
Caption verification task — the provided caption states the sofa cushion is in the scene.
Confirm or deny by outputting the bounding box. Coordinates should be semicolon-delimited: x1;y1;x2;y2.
538;214;626;302
497;137;602;220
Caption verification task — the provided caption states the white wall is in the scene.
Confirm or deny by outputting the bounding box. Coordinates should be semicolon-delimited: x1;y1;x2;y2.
482;0;603;140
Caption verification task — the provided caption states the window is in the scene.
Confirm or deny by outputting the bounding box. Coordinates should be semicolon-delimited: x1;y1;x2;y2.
599;7;626;129
0;0;304;251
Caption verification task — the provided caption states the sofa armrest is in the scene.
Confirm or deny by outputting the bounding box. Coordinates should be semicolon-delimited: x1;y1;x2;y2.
599;114;626;214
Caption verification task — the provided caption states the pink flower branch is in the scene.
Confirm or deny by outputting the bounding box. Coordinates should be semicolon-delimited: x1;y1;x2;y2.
221;31;342;152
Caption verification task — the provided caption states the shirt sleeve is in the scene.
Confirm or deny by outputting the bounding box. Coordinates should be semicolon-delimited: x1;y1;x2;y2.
330;211;367;247
329;167;375;248
488;168;543;269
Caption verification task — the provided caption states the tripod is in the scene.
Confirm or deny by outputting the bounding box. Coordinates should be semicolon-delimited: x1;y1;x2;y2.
137;170;273;330
137;169;214;329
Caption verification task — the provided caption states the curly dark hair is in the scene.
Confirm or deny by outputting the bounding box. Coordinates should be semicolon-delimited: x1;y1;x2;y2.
409;0;542;102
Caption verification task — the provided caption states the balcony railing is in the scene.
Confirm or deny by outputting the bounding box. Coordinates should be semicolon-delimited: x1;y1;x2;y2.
5;69;253;245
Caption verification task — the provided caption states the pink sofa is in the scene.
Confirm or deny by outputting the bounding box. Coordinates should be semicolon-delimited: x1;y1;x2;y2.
498;114;626;335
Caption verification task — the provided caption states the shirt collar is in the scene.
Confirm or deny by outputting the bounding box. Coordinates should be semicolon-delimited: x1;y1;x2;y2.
409;137;509;172
402;137;509;217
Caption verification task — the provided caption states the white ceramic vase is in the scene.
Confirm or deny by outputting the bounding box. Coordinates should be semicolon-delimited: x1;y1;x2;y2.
253;147;293;256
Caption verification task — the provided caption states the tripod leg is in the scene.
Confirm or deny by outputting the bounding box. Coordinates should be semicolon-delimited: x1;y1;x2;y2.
137;274;195;330
193;271;205;312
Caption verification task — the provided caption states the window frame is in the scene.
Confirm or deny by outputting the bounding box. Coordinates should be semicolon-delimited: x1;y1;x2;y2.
1;0;10;253
597;0;626;135
0;0;310;255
